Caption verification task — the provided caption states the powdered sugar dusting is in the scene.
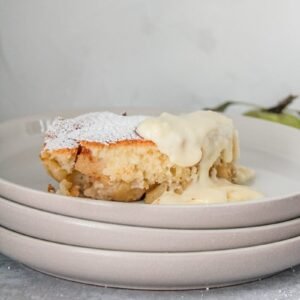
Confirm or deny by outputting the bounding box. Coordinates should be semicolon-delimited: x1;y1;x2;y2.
44;112;147;150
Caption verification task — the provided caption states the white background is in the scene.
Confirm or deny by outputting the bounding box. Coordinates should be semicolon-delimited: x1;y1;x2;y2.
0;0;300;121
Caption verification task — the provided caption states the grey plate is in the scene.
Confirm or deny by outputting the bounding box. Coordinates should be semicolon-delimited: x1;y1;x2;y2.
0;110;300;229
0;226;299;290
1;196;300;252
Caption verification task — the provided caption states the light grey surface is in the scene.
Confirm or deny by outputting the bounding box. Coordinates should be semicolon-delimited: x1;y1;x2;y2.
0;254;300;300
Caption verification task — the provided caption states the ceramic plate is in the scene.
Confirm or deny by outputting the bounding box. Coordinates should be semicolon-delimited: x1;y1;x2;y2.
1;196;300;252
0;226;299;290
0;110;300;229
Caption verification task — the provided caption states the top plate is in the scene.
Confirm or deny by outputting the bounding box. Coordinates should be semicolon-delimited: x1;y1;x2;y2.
0;108;300;229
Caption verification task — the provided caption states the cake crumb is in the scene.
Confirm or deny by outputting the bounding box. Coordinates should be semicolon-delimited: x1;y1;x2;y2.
48;184;56;193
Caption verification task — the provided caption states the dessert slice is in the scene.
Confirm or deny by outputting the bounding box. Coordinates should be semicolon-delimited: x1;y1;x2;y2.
40;111;241;202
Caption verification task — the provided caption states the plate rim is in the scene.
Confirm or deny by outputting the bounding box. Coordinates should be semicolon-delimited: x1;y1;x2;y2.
1;226;299;290
0;110;300;209
1;224;300;255
1;195;300;252
2;194;300;230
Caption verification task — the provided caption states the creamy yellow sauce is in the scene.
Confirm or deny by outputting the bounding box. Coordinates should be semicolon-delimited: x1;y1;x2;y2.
137;111;262;204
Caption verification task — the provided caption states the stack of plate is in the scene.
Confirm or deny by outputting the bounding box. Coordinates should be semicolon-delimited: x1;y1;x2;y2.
0;110;300;290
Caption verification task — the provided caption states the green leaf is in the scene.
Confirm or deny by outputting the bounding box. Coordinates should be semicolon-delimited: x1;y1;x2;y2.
244;110;300;129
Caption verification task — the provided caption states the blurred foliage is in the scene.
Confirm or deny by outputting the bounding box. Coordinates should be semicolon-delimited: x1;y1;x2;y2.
207;95;300;129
